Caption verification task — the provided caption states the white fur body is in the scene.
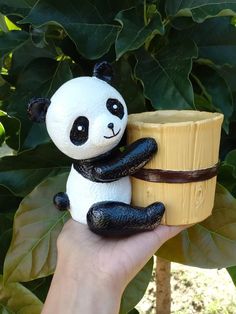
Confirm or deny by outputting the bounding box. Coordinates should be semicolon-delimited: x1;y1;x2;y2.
45;75;130;224
67;165;131;224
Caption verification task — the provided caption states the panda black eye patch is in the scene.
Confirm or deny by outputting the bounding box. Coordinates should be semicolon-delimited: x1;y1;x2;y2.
106;98;124;120
70;116;89;146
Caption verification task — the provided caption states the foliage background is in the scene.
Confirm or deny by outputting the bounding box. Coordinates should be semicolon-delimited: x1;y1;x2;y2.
0;0;236;313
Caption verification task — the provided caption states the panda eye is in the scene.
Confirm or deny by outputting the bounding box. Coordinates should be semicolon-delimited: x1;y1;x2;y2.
70;116;89;146
106;98;124;120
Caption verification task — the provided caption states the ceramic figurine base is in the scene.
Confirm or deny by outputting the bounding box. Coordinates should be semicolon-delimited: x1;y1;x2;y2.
127;110;223;225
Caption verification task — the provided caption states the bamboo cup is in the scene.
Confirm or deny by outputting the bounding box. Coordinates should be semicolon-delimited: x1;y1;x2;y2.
127;110;224;225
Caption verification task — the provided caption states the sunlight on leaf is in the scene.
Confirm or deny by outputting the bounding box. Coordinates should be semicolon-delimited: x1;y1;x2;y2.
4;173;70;283
0;122;5;145
0;275;43;314
165;0;236;22
5;16;21;31
158;184;236;268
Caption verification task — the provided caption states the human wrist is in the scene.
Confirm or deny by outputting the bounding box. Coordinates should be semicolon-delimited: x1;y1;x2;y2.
47;259;122;314
57;247;125;293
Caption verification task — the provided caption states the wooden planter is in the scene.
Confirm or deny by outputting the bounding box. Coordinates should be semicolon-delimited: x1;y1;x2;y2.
127;110;224;225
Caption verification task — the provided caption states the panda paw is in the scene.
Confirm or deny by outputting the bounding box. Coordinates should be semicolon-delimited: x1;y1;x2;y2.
86;201;165;237
53;192;70;211
145;202;165;228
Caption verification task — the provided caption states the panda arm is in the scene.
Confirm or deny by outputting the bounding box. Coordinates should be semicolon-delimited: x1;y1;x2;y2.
92;138;157;182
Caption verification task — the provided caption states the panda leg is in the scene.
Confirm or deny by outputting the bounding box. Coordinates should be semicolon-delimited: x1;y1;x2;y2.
53;192;70;211
87;201;165;237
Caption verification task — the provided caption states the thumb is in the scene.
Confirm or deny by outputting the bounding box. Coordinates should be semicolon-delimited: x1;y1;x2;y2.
122;225;188;268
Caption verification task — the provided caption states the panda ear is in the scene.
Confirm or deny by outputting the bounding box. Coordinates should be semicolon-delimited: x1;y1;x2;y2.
93;61;113;83
27;97;51;123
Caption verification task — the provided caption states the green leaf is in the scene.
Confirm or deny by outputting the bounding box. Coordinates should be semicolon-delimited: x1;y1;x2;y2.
4;17;21;31
0;303;14;314
21;0;121;59
170;17;196;30
0;186;21;212
9;38;57;83
13;58;72;99
227;266;236;286
165;0;236;22
0;111;6;117
0;143;70;196
0;192;15;275
0;31;29;60
0;115;20;151
115;6;164;59
220;120;236;160
172;17;236;66
135;39;198;109
120;257;153;314
0;229;12;274
20;123;51;152
0;275;43;313
0;111;6;145
0;0;37;10
0;123;5;146
0;76;11;100
128;309;139;314
0;0;37;17
192;64;233;132
23;275;52;303
218;164;236;198
220;65;236;94
0;199;16;274
0;14;8;32
30;25;48;48
218;150;236;197
7;58;72;150
4;173;70;283
157;184;236;268
225;149;236;167
0;195;20;276
196;17;236;66
113;59;146;114
0;211;14;233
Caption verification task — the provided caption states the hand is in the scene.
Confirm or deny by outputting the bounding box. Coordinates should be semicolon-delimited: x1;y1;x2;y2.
43;219;187;314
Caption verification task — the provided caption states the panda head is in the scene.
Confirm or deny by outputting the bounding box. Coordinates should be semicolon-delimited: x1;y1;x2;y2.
27;62;128;160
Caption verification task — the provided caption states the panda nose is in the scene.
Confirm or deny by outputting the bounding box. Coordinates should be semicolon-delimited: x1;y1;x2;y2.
107;123;114;130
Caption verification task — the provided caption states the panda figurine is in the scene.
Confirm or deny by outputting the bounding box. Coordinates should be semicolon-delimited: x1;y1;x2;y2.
27;61;165;236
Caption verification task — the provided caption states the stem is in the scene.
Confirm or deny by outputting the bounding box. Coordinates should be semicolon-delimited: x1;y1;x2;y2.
156;257;171;314
163;18;171;27
144;0;148;26
46;29;66;41
190;72;212;103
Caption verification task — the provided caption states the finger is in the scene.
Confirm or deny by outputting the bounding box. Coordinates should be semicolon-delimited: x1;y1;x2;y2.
121;225;188;269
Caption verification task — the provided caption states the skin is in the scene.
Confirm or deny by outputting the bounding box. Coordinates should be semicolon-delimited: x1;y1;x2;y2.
42;219;187;314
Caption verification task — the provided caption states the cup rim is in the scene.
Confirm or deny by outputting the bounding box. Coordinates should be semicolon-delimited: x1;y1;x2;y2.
128;110;224;127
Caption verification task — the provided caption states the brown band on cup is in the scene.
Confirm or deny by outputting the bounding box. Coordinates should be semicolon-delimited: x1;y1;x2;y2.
132;163;219;183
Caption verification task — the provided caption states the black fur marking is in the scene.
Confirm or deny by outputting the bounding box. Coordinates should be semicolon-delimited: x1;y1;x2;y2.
53;192;70;211
73;146;121;183
93;61;113;83
27;97;51;123
87;201;165;237
70;116;89;146
106;98;124;120
73;138;158;183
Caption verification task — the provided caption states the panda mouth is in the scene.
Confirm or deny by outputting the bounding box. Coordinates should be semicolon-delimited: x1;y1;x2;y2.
104;129;121;139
